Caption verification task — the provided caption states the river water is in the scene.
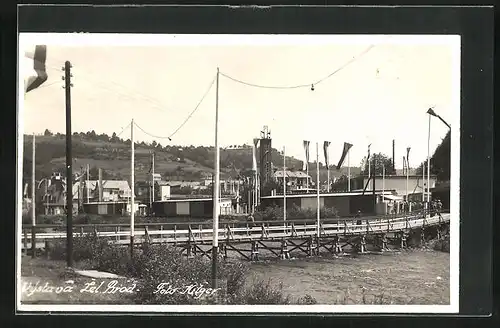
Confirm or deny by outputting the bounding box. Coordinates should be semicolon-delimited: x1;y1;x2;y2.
247;249;450;305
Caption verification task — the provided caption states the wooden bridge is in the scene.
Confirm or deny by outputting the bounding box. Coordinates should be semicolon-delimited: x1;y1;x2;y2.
21;210;450;260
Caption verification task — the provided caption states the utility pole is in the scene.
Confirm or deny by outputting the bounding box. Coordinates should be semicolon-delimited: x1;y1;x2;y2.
212;68;220;289
130;119;135;256
316;142;320;239
63;61;73;268
31;133;36;258
347;147;351;192
152;151;155;210
283;146;286;222
426;114;431;214
86;163;90;204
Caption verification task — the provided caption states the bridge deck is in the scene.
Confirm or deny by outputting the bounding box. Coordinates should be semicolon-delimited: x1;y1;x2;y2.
21;212;450;249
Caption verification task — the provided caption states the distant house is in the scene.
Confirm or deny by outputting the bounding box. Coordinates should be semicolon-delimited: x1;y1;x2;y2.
72;180;132;202
273;170;312;191
350;175;437;199
155;181;171;201
168;180;202;192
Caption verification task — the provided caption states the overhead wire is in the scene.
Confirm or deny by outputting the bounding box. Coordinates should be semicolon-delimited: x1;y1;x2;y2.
219;44;376;89
134;75;217;141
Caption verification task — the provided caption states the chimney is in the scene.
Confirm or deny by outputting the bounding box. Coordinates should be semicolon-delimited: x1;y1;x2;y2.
392;139;395;174
98;168;103;202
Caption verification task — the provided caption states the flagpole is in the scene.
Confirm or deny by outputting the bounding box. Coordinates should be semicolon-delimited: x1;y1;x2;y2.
212;67;220;289
253;140;258;213
422;161;425;202
306;153;309;192
426;113;431;214
382;164;385;199
347;148;351;192
316;142;320;239
130;119;135;256
86;163;89;204
327;165;330;193
283;146;286;222
152;152;155;207
368;158;371;180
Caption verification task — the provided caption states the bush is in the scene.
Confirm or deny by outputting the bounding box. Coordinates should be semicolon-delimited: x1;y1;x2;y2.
297;294;318;305
253;204;339;221
48;232;110;263
235;278;290;305
52;233;315;304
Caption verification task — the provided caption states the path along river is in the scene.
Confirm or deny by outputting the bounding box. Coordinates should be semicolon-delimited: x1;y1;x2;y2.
247;249;450;305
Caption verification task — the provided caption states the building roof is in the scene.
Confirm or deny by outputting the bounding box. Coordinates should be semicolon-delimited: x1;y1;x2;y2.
167;181;202;188
155;198;232;203
360;175;438;179
72;180;131;199
262;190;396;199
273;170;311;179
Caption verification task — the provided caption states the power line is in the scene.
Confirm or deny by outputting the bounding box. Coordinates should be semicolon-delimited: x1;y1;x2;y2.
133;121;172;141
220;44;376;89
116;122;131;138
134;75;216;141
167;75;216;139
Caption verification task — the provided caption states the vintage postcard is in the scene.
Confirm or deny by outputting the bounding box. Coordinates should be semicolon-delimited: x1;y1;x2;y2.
17;33;460;313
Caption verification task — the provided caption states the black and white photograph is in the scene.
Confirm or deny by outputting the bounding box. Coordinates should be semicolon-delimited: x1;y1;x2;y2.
17;33;460;313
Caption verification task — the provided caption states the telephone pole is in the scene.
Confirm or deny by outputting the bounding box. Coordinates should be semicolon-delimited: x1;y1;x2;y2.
212;68;220;289
63;61;73;268
31;133;36;258
130;119;135;256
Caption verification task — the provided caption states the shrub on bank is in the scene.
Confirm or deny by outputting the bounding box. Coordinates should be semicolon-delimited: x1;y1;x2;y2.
52;234;300;305
253;204;339;221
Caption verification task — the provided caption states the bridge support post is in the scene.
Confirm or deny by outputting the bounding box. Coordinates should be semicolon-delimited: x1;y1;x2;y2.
333;236;342;254
220;243;228;259
399;232;407;249
250;241;259;261
23;229;28;256
307;237;317;256
359;235;367;254
381;234;388;252
280;240;290;259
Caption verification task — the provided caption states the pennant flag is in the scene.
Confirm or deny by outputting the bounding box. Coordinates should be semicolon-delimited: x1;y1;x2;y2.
336;142;353;170
403;156;407;175
406;147;411;167
24;45;48;93
252;138;259;171
303;140;310;171
367;144;371;160
323;141;331;168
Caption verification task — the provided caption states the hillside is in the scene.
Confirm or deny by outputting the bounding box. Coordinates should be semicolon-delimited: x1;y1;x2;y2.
23;131;360;183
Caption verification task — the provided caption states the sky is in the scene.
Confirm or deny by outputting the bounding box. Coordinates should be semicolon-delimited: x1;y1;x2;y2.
20;34;459;170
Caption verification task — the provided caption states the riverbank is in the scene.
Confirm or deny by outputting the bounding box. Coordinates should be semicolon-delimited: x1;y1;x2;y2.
249;249;450;305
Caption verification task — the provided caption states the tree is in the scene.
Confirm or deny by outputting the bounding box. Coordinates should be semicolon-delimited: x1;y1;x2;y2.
44;129;53;136
331;175;348;192
360;152;394;176
415;130;450;181
88;166;111;180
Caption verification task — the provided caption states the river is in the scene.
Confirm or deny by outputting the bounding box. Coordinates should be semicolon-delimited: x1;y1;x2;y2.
247;249;450;305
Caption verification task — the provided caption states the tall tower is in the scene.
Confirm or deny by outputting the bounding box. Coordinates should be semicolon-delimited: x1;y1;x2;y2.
259;126;272;196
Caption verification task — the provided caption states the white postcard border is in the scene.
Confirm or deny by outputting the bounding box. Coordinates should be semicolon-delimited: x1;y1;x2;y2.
16;33;461;314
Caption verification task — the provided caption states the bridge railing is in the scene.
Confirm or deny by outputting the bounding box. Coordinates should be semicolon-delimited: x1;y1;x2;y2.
20;211;450;248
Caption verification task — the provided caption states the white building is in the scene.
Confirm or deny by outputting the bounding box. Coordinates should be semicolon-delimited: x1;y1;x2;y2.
354;175;437;199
